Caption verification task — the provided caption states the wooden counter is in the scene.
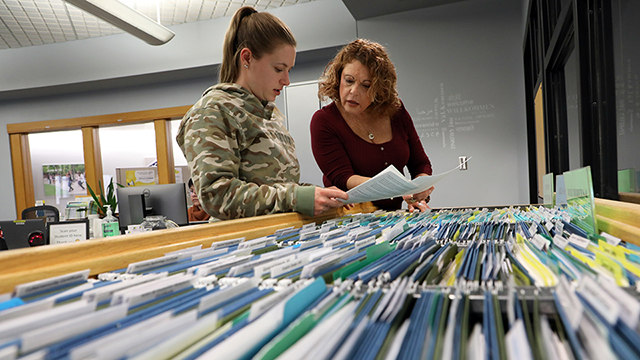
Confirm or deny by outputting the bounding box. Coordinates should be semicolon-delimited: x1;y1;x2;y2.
595;197;640;245
0;203;376;294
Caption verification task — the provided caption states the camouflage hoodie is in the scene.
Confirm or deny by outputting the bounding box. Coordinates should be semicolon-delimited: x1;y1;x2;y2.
176;83;315;221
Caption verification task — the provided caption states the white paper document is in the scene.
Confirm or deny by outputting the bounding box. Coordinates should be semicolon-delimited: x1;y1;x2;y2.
342;158;470;204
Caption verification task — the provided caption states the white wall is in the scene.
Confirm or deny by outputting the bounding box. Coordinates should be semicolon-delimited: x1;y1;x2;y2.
283;81;324;186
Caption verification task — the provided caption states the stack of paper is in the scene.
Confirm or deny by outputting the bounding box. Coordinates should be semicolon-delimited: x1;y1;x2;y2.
344;158;471;204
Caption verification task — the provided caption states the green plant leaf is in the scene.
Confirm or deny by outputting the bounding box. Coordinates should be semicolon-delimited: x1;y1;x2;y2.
86;178;123;217
86;182;103;216
99;180;107;208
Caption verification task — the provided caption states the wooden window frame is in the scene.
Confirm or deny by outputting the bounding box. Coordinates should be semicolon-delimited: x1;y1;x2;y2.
6;105;192;217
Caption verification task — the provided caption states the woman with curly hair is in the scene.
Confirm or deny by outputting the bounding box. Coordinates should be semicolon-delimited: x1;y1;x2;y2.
310;39;434;211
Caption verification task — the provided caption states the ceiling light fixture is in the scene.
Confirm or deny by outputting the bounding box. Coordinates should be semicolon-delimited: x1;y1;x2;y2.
63;0;175;45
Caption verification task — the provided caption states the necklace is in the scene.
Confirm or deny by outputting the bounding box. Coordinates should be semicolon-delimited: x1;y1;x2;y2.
340;105;376;142
351;116;375;141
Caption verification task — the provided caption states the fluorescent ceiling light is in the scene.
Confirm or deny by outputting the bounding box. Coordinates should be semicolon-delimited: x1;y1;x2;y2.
63;0;175;45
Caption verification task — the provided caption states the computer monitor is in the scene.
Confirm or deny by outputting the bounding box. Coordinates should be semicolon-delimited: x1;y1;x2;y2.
116;183;189;231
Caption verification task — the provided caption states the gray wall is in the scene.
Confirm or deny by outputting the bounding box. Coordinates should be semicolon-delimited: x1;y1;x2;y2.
612;0;640;172
357;0;528;207
0;0;528;220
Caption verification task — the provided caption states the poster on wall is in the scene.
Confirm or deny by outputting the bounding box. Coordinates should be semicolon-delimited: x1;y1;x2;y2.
125;169;157;187
175;167;186;184
42;164;86;197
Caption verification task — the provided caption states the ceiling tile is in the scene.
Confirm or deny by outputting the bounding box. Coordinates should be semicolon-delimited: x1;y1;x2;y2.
0;0;318;49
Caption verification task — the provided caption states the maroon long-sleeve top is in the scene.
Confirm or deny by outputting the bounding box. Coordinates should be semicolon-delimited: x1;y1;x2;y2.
310;101;432;210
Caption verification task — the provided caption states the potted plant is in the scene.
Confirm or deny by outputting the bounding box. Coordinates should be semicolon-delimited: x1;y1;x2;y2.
87;178;124;217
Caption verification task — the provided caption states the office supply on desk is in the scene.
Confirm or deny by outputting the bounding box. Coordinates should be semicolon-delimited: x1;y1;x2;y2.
65;201;89;220
0;219;47;249
188;221;210;226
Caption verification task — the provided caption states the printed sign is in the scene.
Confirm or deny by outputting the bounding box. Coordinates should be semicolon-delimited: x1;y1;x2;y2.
48;220;89;245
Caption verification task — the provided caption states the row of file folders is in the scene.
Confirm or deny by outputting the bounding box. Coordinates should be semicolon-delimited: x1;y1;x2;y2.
1;205;640;360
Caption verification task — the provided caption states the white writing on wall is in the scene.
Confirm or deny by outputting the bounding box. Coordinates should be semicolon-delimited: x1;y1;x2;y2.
414;83;496;149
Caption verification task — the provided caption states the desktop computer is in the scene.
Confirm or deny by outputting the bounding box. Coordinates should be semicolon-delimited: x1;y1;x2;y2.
117;183;189;232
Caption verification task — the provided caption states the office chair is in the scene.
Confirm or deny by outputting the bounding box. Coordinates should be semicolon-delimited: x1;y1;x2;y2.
21;205;60;224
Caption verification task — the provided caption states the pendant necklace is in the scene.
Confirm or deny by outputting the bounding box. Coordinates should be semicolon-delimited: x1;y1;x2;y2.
353;116;375;142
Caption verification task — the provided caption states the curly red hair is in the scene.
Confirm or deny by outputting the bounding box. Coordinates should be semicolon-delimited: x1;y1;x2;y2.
318;39;400;118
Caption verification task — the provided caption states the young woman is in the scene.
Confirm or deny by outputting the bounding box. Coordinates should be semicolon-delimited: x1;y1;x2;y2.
311;39;434;211
177;6;348;221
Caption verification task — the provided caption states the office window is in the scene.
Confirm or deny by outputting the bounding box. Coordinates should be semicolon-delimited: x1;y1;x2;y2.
525;0;618;200
564;49;581;171
29;130;85;215
171;119;188;167
100;123;157;187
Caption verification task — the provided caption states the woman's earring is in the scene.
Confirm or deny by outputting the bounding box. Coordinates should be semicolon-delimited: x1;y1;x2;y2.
244;64;249;69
